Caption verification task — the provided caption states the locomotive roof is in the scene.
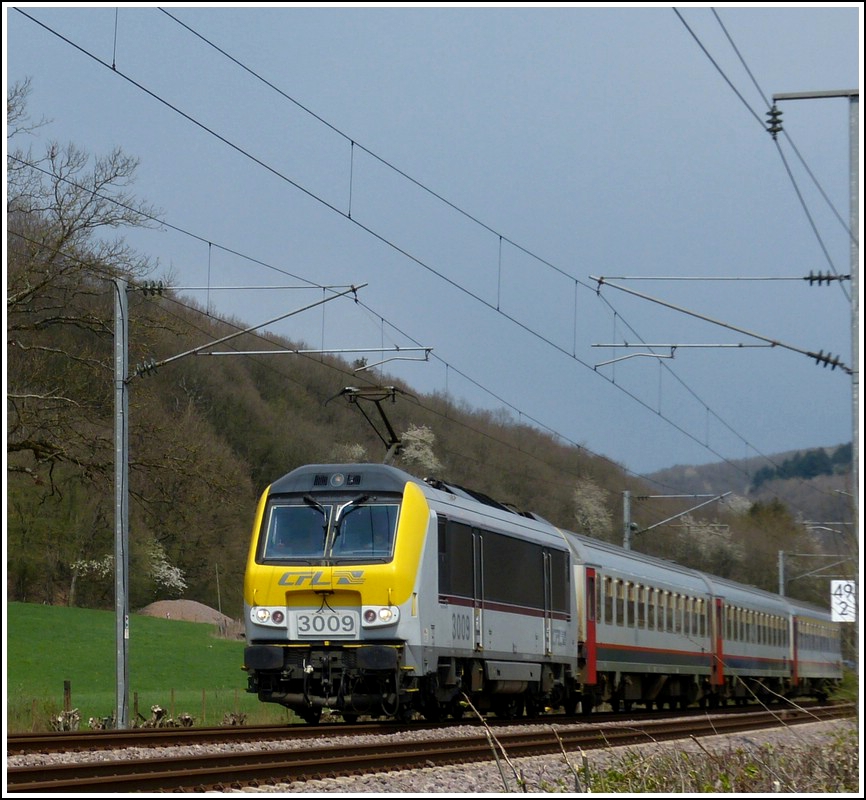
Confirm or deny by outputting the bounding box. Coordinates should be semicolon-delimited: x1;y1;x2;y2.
268;463;420;495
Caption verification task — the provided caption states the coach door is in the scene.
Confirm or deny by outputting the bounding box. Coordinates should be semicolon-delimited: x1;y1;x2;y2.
791;616;799;685
711;597;725;686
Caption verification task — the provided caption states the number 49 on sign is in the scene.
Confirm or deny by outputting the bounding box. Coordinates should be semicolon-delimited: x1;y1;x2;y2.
830;580;857;622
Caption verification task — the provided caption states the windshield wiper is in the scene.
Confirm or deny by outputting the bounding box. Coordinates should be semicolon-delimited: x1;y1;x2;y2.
303;494;327;516
303;494;330;546
333;494;372;541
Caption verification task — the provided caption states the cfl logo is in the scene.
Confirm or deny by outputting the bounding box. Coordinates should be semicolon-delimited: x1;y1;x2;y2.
278;570;366;587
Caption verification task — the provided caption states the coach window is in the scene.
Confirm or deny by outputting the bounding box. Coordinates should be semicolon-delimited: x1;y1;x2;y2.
603;576;613;625
646;588;655;630
664;591;672;632
653;589;661;631
685;597;693;636
626;583;635;627
586;572;596;622
593;575;604;623
664;592;673;632
637;586;647;628
696;598;705;637
615;580;625;626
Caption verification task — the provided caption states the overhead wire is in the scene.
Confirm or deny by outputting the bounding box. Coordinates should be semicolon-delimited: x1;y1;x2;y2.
5;225;611;499
146;7;812;484
10;7;852;505
677;6;851;301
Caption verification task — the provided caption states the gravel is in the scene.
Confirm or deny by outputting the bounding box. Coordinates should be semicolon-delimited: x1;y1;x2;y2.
228;719;855;794
8;717;855;794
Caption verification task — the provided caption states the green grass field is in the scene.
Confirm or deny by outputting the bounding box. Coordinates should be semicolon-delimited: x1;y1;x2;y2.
5;602;294;731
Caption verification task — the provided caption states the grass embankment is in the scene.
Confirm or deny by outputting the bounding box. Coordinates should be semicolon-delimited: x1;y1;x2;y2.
5;602;292;731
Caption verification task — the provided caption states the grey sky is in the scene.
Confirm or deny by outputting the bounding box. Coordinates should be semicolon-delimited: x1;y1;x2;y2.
4;3;861;477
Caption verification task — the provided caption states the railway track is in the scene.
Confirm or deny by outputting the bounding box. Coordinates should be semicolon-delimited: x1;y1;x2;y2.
6;703;854;793
3;698;835;755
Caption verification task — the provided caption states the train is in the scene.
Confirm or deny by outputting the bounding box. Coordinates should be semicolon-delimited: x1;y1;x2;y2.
242;463;842;723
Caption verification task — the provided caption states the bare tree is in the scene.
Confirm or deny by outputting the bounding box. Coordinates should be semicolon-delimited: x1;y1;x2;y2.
6;79;161;487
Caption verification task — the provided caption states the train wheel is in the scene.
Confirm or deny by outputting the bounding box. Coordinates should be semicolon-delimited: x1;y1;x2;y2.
341;712;359;723
301;708;323;725
422;701;444;723
395;704;415;723
493;695;524;719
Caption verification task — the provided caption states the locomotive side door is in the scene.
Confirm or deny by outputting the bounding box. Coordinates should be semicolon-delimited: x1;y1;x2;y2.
543;551;553;654
473;529;484;651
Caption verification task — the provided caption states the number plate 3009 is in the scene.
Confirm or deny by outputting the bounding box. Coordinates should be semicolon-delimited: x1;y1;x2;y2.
293;610;359;638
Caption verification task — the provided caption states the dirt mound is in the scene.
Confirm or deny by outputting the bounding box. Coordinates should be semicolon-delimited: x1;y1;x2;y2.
137;599;237;629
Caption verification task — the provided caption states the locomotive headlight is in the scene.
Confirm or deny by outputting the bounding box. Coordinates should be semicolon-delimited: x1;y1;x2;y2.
250;607;287;626
361;606;399;628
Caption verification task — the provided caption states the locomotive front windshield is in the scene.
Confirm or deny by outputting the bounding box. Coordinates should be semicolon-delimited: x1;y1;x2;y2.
261;497;399;563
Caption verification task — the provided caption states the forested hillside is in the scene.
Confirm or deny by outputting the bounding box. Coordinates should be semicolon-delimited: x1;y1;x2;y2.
647;446;855;538
6;80;855;622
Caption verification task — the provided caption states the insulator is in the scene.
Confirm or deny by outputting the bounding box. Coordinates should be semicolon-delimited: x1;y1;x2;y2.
765;105;783;139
